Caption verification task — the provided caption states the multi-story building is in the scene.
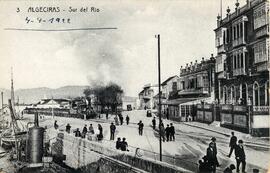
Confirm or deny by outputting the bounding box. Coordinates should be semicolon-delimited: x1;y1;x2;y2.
164;56;216;121
215;0;269;105
138;84;158;110
214;0;269;136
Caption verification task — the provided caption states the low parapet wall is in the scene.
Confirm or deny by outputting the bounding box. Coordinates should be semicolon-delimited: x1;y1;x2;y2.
51;132;191;173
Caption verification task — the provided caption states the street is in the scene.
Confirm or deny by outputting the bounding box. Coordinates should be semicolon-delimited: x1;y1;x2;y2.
22;110;269;173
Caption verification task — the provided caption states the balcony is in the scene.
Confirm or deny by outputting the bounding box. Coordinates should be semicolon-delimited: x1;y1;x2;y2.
217;45;225;54
233;37;245;47
255;53;268;64
255;26;269;39
233;68;246;76
178;87;209;96
257;62;268;72
217;71;226;79
253;106;269;113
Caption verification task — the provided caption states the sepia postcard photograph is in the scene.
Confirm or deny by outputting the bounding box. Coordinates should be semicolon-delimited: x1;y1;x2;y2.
0;0;269;172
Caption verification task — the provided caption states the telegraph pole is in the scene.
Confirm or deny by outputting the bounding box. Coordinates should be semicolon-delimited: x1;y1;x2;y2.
156;34;162;161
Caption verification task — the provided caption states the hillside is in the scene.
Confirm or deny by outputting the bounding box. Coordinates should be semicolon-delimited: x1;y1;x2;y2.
0;86;89;104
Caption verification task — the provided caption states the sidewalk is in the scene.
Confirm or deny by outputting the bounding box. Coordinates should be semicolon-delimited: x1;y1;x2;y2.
182;121;270;148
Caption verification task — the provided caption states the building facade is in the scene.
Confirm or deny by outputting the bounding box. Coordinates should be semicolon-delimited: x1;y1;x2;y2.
214;0;269;136
165;56;216;121
138;84;158;110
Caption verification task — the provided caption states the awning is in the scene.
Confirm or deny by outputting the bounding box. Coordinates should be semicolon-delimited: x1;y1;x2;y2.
164;97;213;106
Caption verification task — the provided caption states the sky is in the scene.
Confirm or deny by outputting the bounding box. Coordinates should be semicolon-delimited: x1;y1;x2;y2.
0;0;246;97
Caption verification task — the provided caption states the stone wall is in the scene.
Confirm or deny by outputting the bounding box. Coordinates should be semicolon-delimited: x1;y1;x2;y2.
50;132;191;173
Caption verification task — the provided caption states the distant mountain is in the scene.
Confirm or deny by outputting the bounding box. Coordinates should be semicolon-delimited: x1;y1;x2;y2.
0;86;89;104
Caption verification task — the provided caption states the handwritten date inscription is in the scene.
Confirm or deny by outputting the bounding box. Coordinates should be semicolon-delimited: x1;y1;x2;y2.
25;17;71;24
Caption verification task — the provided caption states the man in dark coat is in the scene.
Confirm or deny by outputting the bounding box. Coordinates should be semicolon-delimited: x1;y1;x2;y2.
137;120;144;136
74;128;81;137
119;114;124;125
66;123;71;133
169;123;175;141
110;122;116;140
235;140;246;173
211;137;220;167
228;132;237;158
206;142;218;173
152;117;156;130
116;137;121;150
126;115;130;125
82;125;88;138
120;138;128;151
165;124;170;142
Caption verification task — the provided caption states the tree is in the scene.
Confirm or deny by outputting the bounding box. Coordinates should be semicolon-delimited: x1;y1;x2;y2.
83;83;124;113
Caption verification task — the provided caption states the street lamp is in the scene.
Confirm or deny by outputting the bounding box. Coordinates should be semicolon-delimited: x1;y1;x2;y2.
155;34;162;161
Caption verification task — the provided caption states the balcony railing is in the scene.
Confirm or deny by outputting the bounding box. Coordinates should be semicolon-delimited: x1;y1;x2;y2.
178;87;209;95
253;106;269;113
233;68;246;76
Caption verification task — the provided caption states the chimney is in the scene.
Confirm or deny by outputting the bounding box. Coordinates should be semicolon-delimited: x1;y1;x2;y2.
34;112;39;127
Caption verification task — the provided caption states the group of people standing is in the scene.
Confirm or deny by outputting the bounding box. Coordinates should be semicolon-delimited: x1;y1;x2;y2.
66;123;104;141
152;118;175;142
114;113;130;126
198;132;247;173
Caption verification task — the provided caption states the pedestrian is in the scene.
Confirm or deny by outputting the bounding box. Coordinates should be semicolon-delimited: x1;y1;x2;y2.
82;125;87;138
116;137;121;150
211;137;220;167
169;123;175;141
120;137;128;151
198;156;211;173
227;132;237;158
97;124;103;140
235;140;246;173
206;142;218;173
223;164;236;173
66;123;71;133
54;120;58;130
137;120;144;136
74;128;81;137
106;111;109;120
126;115;130;125
110;122;116;140
89;124;95;134
119;114;124;125
159;123;165;142
166;108;169;119
165;124;170;142
114;116;119;126
152;117;156;130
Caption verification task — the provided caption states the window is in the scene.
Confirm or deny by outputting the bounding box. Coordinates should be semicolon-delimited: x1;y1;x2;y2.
253;82;259;106
172;82;177;91
240;23;243;37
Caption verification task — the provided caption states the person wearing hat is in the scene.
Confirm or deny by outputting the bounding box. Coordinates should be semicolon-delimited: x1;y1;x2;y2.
206;142;218;173
211;137;220;167
235;140;246;173
223;164;236;173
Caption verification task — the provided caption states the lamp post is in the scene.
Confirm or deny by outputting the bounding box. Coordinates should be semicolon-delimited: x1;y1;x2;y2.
156;34;162;161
